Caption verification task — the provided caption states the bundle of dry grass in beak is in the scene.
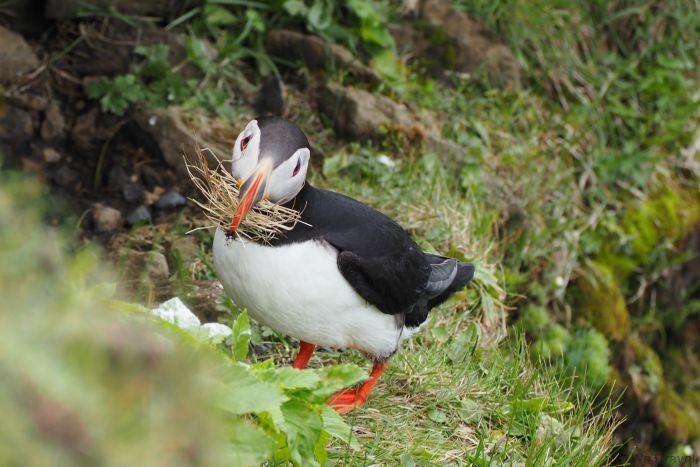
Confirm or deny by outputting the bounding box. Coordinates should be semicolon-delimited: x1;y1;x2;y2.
185;146;302;244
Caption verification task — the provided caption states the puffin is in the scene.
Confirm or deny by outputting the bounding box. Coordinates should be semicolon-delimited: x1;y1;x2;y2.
212;116;475;413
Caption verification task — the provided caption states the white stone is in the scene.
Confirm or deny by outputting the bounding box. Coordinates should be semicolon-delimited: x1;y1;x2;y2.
377;154;396;167
151;297;201;330
201;323;232;342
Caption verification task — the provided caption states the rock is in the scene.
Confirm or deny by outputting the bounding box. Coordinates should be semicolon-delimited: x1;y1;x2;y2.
51;165;79;188
425;133;465;165
108;166;145;203
150;297;200;330
144;251;170;282
45;0;187;19
0;104;34;142
42;147;62;163
182;280;224;321
420;0;519;86
266;30;381;84
318;83;418;140
150;297;231;342
40;103;66;141
318;82;465;167
71;108;100;154
0;26;39;85
65;21;215;78
134;107;229;175
92;203;123;232
119;249;170;290
169;235;198;264
141;165;165;189
4;92;48;111
156;191;187;210
122;181;145;204
126;205;152;225
71;107;119;156
389;0;520;88
201;323;232;342
144;186;166;205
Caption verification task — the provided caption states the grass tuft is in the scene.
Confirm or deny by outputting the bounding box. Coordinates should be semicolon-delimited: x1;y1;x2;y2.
184;146;303;244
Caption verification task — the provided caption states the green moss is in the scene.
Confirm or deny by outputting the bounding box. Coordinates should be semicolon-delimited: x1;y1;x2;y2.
533;324;571;360
565;328;612;388
625;337;700;443
575;262;630;341
600;181;700;279
626;336;665;397
516;304;551;333
653;387;700;443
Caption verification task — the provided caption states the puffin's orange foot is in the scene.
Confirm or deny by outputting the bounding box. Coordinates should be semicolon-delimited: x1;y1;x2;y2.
327;361;388;414
328;389;364;414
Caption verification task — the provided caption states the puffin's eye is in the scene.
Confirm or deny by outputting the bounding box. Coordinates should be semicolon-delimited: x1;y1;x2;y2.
292;159;301;177
240;135;251;151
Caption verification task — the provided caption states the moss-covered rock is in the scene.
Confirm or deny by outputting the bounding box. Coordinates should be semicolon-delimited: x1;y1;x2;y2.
625;336;665;401
653;387;700;443
598;181;700;280
574;262;631;341
623;336;700;444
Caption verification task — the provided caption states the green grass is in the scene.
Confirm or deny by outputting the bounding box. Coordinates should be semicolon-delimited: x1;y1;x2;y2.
322;324;617;465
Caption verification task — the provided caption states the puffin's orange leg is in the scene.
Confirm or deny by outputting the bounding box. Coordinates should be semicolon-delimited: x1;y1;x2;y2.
292;341;316;369
328;361;388;413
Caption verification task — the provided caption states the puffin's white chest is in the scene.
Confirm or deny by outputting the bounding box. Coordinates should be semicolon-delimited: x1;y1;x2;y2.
212;229;403;358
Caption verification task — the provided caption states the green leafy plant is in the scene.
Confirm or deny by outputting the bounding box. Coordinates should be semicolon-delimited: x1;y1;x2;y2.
86;73;145;116
86;43;237;118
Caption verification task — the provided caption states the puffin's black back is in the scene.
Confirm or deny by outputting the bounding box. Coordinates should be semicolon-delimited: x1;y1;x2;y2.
270;184;474;327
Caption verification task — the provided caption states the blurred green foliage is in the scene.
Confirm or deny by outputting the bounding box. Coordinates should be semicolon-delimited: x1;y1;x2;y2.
0;175;364;466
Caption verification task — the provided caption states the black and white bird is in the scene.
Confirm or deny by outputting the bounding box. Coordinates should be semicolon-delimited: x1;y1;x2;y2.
213;116;475;412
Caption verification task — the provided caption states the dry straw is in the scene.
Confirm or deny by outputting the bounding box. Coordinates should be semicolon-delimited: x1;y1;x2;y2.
185;146;303;243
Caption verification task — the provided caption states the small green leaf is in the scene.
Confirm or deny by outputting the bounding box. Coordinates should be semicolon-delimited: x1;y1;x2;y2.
281;399;324;466
321;405;360;449
185;36;214;73
204;5;237;26
308;0;332;31
227;415;274;465
400;452;417;467
314;364;366;397
428;408;447;423
458;399;481;423
282;0;307;16
255;366;321;390
448;323;479;363
230;311;251;361
218;362;287;416
431;325;449;342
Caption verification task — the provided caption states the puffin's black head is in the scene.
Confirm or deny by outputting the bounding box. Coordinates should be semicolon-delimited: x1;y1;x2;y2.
228;117;310;231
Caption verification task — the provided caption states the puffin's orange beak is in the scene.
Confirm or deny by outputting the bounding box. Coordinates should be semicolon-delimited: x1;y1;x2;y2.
228;161;271;233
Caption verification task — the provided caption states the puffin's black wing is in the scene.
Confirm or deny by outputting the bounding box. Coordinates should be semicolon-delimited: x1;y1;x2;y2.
333;238;429;316
278;185;430;315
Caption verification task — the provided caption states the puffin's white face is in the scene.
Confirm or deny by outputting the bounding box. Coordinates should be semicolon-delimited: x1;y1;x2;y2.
228;117;311;232
231;119;262;182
